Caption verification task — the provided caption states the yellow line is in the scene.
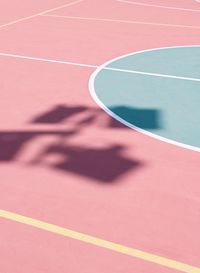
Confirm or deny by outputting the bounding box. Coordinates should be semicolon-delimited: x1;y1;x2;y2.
0;0;84;30
41;14;200;29
0;210;200;273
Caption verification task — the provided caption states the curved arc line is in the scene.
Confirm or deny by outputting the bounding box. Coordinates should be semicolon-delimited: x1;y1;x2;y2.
89;45;200;153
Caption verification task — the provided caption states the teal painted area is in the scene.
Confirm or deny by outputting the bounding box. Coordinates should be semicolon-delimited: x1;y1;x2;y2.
107;47;200;79
93;47;200;149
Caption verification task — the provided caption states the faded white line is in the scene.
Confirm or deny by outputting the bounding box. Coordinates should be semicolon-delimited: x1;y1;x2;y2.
117;0;200;13
41;0;84;15
0;0;84;29
41;14;200;29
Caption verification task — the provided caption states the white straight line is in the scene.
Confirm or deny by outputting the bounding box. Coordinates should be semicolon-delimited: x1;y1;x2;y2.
104;66;200;82
0;14;45;30
0;52;97;69
0;0;84;30
40;0;84;15
117;0;200;13
41;14;200;30
0;52;200;82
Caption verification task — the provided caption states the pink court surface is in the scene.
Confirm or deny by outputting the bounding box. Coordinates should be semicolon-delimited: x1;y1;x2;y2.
0;0;200;273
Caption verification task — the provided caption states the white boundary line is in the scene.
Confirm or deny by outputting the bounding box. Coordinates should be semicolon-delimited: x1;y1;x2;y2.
105;67;200;82
0;52;97;68
0;0;84;29
1;46;200;152
89;45;200;153
41;14;200;29
117;0;200;13
1;52;200;82
39;0;84;14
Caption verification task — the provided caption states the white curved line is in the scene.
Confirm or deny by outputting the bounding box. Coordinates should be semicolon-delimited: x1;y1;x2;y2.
89;45;200;153
1;47;200;152
117;0;200;13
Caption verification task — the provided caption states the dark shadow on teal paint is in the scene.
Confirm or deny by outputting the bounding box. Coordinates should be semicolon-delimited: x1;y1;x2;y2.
31;104;160;130
109;106;161;129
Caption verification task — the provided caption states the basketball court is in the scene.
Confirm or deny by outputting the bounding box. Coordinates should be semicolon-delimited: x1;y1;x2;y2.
0;1;200;272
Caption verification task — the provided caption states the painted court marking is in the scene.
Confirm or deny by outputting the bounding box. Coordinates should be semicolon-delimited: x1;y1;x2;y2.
0;2;199;273
117;0;200;13
1;52;200;83
0;52;98;69
0;0;84;29
89;45;200;153
1;47;200;153
0;209;200;273
41;14;200;30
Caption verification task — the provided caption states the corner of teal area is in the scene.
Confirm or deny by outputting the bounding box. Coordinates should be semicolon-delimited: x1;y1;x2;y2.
90;46;200;152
